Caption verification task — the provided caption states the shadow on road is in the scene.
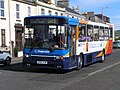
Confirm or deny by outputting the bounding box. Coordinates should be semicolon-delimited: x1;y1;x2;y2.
0;63;71;74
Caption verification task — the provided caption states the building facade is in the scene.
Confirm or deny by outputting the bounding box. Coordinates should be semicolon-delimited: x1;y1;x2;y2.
0;0;39;57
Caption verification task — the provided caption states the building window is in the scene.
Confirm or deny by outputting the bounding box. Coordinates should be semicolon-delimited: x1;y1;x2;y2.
48;10;52;15
54;0;57;5
16;4;20;19
15;24;23;51
0;0;4;17
41;9;45;15
61;13;63;16
1;29;6;47
28;6;31;16
55;12;58;16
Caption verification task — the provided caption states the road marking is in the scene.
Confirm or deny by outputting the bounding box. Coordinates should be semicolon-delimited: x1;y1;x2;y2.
88;61;120;76
58;61;120;90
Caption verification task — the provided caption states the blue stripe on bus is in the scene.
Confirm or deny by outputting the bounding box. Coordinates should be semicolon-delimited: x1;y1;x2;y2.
23;48;69;56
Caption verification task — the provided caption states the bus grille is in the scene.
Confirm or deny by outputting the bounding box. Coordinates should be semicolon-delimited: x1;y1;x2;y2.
30;56;55;61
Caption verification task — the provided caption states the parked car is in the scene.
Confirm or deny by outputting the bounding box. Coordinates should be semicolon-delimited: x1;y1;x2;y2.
0;51;11;65
113;41;120;48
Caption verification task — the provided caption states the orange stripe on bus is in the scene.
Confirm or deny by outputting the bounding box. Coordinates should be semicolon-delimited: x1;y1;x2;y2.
80;20;88;24
75;26;79;40
96;41;110;58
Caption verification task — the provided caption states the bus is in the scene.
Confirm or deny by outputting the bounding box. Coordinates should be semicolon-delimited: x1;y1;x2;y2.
23;15;114;70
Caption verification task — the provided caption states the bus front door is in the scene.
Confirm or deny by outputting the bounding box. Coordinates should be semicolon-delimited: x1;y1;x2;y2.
69;34;76;67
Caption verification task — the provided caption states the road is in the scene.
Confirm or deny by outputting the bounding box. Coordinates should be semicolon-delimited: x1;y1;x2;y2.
0;49;120;90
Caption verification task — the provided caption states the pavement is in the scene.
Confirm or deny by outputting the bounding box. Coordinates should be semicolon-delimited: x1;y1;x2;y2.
11;57;23;64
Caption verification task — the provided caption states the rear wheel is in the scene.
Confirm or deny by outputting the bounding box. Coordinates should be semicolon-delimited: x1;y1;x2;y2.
76;54;83;70
101;50;105;62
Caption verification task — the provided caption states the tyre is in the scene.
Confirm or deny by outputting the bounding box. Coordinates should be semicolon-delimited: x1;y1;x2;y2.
76;54;83;70
4;57;11;66
101;50;105;62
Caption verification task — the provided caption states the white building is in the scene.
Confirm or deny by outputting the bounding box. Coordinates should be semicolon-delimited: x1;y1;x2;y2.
0;0;83;57
0;0;38;57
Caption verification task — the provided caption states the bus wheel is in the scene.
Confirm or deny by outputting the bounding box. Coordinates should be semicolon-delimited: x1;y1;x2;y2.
76;54;83;70
101;50;105;62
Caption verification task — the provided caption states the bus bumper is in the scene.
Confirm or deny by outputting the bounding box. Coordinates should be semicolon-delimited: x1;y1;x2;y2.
23;56;69;70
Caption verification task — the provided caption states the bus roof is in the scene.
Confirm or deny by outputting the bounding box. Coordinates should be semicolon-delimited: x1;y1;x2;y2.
25;15;69;19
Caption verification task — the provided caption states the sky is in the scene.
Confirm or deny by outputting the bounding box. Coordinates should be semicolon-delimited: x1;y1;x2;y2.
69;0;120;30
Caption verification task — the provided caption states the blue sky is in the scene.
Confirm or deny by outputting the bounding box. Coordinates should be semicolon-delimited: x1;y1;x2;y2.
69;0;120;30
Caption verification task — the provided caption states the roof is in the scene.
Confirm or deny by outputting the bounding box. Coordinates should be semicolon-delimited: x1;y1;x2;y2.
65;7;81;15
38;0;48;3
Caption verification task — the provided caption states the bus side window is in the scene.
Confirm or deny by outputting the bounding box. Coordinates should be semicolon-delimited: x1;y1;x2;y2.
99;28;104;41
87;27;93;41
78;25;86;42
94;33;99;41
104;28;109;40
93;27;99;41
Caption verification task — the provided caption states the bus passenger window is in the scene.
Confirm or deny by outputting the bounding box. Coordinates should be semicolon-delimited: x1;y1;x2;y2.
93;27;99;41
87;28;93;41
99;28;104;41
94;33;99;41
104;28;109;40
84;25;93;41
78;25;86;42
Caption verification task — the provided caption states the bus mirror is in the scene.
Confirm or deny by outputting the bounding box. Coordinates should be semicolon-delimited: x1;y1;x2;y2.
68;30;71;36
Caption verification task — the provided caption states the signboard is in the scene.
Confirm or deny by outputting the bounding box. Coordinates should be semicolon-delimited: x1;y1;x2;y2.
25;18;67;25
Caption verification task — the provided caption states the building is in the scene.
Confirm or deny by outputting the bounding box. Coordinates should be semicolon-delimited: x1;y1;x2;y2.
95;14;110;23
82;12;110;23
0;0;38;57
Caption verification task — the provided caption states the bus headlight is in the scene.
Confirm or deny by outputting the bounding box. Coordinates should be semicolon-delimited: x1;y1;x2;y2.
26;55;29;57
56;56;60;59
24;54;30;58
56;56;64;60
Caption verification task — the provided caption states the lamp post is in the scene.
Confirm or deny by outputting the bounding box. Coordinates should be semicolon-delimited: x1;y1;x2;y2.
8;0;12;57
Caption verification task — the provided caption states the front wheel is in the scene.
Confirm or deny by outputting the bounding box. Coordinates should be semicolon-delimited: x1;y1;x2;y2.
76;54;83;70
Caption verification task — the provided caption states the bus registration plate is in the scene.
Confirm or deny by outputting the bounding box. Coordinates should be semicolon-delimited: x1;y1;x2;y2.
37;61;48;64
